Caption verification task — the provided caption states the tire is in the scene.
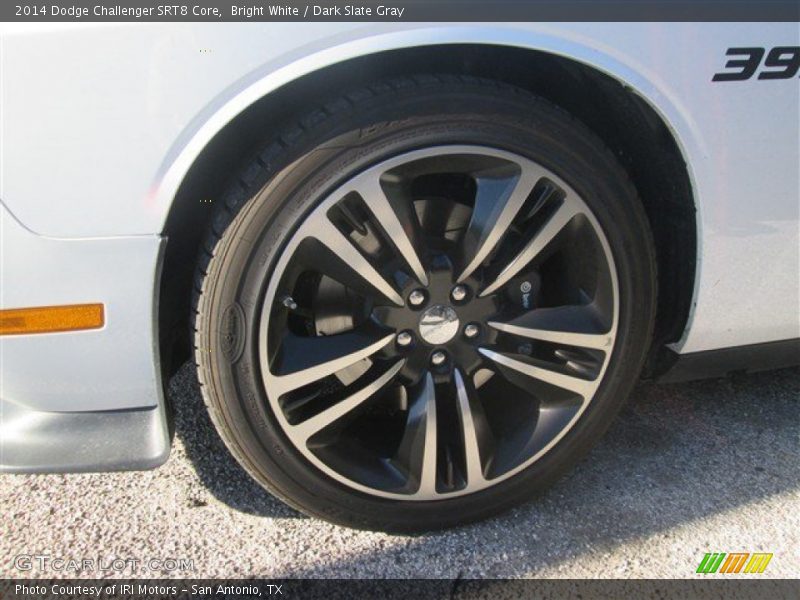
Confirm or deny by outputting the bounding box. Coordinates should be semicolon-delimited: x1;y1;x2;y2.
194;75;657;532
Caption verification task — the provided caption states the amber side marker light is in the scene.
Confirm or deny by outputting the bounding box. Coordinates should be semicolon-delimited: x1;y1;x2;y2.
0;303;105;335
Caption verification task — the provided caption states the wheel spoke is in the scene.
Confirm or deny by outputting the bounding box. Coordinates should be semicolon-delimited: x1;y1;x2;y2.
308;219;404;306
480;196;581;297
270;330;395;397
454;370;490;487
490;322;611;350
415;374;438;497
292;360;405;443
458;168;542;282
478;348;595;399
394;373;438;498
355;175;429;286
488;305;613;351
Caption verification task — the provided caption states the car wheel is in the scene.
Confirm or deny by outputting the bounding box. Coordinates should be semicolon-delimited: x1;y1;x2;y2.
194;76;656;531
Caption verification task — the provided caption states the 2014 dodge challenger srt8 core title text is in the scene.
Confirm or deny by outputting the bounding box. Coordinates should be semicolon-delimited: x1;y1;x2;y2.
19;4;405;18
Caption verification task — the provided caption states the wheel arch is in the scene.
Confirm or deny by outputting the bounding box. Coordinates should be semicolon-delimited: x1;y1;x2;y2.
158;37;697;379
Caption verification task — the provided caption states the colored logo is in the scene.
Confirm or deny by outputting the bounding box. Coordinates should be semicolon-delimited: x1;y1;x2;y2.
696;552;773;574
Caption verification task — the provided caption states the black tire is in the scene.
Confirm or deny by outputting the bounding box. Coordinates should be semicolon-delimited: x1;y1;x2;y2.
194;75;657;532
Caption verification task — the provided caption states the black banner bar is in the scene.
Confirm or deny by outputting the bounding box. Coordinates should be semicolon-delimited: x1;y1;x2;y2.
2;579;800;600
2;0;799;23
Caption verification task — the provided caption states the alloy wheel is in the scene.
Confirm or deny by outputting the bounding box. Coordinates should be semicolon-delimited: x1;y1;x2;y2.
258;145;618;500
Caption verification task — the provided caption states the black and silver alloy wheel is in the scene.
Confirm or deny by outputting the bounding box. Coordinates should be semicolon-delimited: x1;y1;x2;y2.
259;146;618;500
195;76;656;531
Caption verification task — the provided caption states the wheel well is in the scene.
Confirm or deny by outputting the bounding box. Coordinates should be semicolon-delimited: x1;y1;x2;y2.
159;44;696;379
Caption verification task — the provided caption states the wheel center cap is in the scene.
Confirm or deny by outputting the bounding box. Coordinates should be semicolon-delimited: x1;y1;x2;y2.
419;304;460;345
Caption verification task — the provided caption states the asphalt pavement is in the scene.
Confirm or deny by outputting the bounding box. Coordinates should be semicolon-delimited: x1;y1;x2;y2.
2;364;798;579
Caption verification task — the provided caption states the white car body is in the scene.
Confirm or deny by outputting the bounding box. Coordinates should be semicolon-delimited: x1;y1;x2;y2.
1;22;798;471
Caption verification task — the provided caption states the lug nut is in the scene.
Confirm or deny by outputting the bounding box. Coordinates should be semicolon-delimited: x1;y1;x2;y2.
431;350;447;366
464;323;480;339
396;331;413;347
408;289;426;307
451;285;468;302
